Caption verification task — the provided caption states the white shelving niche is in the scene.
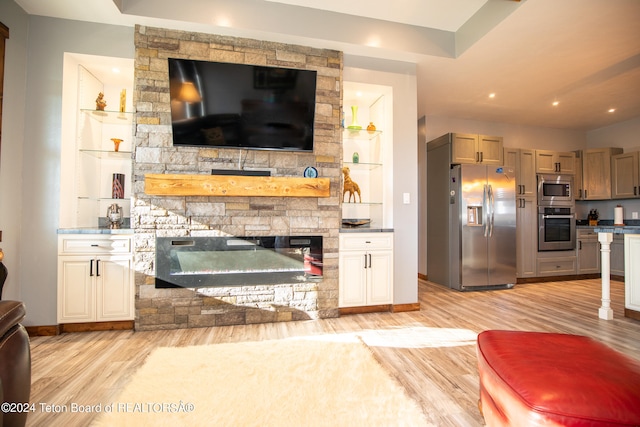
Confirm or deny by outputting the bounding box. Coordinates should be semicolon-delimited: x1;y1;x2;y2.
341;82;393;230
60;55;134;228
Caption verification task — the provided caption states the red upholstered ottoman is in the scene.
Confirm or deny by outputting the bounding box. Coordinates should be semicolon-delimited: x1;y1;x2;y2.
476;330;640;427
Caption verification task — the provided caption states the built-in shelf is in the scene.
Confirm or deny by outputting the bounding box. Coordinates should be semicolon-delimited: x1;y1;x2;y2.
144;174;331;198
81;109;134;124
343;128;382;140
80;149;132;159
343;161;382;170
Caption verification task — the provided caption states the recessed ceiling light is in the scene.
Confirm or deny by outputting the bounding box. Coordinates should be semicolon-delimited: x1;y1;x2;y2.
112;67;120;74
489;93;495;98
552;101;559;107
608;108;616;113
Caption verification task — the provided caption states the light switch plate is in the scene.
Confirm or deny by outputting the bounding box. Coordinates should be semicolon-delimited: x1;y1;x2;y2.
403;193;410;204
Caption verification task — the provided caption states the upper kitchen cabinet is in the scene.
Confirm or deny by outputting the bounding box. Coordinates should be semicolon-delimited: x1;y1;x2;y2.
59;54;134;229
451;133;503;165
535;150;576;174
575;148;622;200
612;151;640;199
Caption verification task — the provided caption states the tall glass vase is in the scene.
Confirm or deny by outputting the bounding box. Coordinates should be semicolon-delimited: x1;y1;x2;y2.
348;105;361;130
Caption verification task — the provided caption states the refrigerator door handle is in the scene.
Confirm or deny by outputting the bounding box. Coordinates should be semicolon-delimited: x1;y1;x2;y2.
488;184;495;237
483;184;489;237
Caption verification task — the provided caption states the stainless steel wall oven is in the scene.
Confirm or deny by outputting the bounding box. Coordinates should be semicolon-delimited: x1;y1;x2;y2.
538;206;576;251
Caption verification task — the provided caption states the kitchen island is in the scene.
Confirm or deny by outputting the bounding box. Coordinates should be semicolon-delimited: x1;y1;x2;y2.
594;226;640;320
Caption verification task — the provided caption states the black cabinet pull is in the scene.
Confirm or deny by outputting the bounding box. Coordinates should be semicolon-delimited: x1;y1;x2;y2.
96;259;100;277
364;254;368;269
368;254;372;268
90;259;94;276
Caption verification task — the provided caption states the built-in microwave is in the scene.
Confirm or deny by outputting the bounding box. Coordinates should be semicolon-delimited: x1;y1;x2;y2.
537;174;573;206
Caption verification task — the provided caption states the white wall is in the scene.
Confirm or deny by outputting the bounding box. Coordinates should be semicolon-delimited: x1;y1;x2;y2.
344;57;419;305
0;11;134;325
0;0;29;301
587;117;640;152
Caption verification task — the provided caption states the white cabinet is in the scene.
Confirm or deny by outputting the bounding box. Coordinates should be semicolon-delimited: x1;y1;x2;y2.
451;133;503;165
535;150;576;174
339;233;393;308
57;234;134;323
625;235;640;313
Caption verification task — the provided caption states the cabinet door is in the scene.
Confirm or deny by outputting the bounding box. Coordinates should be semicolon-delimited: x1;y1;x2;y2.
58;257;95;322
368;250;393;304
577;239;600;274
535;150;557;173
582;149;615;200
557;152;576;174
519;149;536;198
478;135;503;165
516;198;537;278
451;133;479;164
96;256;134;320
339;252;368;307
611;236;625;277
612;152;639;199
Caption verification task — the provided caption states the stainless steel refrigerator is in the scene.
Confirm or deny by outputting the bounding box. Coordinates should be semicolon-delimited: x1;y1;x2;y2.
427;163;517;291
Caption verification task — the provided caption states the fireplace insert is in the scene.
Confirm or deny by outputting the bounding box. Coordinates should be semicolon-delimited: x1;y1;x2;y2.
155;236;322;288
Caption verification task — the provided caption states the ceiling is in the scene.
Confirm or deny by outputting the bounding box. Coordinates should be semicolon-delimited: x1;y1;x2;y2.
14;0;640;131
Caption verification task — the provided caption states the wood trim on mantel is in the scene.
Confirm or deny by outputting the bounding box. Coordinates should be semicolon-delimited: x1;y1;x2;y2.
144;173;331;198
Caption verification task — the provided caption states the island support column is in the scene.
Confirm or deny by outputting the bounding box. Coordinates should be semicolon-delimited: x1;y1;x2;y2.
598;231;614;320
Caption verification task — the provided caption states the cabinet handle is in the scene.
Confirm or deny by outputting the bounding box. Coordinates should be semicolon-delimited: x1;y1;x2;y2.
364;254;368;269
480;152;483;163
96;259;101;277
579;241;582;250
585;190;587;198
635;186;638;196
90;259;94;276
368;254;372;268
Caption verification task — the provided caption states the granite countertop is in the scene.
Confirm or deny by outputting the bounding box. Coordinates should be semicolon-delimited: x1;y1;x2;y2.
593;225;640;234
57;228;134;235
340;228;394;233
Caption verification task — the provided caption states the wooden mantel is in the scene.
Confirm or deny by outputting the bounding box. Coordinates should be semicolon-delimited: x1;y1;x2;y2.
144;173;331;198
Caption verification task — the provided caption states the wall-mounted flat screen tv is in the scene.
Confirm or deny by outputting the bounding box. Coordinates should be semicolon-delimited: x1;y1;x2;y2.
168;58;317;152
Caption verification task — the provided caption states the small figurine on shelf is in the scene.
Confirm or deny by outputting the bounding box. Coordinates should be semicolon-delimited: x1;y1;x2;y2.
342;167;361;203
352;152;359;163
367;122;376;132
96;92;107;111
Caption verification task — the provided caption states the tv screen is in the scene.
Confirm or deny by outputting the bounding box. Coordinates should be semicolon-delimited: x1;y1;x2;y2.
168;58;317;151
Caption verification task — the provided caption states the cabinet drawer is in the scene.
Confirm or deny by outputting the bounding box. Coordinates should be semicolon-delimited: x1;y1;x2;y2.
577;229;597;239
339;233;393;251
59;235;132;254
537;256;577;276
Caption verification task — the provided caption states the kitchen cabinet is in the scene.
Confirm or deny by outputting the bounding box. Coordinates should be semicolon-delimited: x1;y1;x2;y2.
535;150;576;174
611;234;625;277
536;251;577;277
577;228;600;274
451;133;503;165
575;148;622;200
625;235;640;313
339;233;393;308
504;148;537;278
611;151;639;199
57;234;134;323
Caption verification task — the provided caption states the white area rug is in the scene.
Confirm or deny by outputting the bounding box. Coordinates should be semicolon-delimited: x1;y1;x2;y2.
92;338;427;426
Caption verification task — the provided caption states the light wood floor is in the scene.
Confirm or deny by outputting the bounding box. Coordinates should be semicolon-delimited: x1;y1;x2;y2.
27;278;640;427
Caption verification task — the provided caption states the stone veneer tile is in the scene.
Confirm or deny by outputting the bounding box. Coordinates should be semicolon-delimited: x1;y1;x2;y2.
133;25;342;331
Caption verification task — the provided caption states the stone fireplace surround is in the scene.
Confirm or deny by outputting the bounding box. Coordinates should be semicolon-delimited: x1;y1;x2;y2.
132;25;342;330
